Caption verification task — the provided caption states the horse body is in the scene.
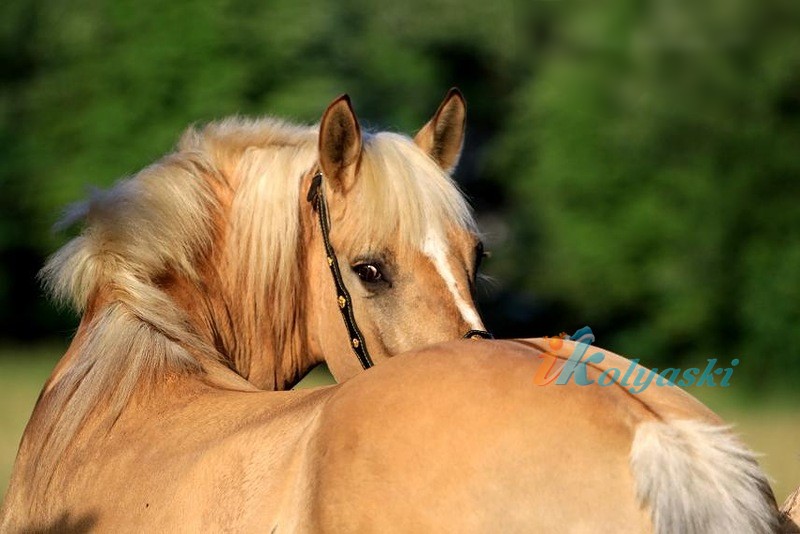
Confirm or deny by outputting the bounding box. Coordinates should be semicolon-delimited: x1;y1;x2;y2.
1;338;780;532
0;91;791;532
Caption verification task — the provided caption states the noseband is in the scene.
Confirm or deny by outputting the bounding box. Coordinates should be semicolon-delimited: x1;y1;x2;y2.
307;171;493;370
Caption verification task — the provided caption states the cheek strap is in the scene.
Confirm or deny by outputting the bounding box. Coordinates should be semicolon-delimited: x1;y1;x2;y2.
307;171;374;370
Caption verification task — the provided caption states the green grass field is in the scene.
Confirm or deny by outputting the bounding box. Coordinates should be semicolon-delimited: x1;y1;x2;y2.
1;346;798;505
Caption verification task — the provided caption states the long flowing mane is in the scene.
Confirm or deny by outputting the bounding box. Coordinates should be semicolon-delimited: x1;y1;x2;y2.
31;116;476;488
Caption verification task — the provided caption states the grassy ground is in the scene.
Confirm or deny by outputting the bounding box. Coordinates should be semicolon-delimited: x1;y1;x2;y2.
0;345;67;500
1;346;798;505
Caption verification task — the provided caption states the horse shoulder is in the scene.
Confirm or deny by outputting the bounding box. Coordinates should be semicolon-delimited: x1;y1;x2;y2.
3;376;334;532
116;384;335;530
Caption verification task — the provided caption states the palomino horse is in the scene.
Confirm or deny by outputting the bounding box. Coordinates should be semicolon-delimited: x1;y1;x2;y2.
0;91;794;532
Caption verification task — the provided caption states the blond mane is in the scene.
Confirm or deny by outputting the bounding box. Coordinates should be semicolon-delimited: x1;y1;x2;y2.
34;116;476;488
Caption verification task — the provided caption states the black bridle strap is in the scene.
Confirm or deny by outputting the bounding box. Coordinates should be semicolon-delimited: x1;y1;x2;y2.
307;172;374;369
307;171;494;370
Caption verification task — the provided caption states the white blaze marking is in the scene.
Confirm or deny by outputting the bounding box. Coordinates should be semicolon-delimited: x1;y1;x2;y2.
422;230;485;330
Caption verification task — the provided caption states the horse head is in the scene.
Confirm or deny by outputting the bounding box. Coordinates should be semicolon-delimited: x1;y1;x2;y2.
42;90;489;398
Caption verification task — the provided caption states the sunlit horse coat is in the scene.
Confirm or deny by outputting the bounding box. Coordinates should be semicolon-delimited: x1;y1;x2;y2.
2;91;795;533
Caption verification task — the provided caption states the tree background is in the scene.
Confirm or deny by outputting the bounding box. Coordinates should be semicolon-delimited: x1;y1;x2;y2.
1;0;799;392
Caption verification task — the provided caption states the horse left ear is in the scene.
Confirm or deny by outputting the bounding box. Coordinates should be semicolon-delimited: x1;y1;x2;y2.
414;88;466;174
319;94;362;193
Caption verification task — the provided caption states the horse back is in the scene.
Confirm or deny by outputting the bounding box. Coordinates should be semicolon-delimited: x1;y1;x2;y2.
296;339;776;532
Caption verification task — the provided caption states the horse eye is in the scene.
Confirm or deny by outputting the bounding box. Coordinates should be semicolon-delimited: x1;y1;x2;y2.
353;263;383;284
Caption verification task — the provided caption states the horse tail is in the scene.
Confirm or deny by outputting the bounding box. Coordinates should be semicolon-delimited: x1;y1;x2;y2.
630;419;780;533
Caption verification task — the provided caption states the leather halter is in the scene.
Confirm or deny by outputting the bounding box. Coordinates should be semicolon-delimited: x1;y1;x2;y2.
307;171;493;370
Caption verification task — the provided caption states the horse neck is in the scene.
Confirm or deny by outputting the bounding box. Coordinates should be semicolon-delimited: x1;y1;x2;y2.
165;257;321;391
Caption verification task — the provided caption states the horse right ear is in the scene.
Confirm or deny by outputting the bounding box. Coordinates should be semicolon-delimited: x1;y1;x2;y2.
318;94;362;193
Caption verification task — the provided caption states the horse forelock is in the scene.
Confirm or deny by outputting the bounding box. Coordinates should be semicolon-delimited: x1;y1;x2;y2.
344;132;477;250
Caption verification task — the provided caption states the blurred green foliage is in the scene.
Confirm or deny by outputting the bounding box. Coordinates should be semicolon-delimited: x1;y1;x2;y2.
0;0;798;390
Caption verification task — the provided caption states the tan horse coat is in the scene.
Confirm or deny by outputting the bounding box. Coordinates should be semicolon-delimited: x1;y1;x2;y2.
1;338;785;532
0;92;792;532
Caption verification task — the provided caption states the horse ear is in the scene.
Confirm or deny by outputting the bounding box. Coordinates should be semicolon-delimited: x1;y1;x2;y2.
414;87;466;174
318;94;362;193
